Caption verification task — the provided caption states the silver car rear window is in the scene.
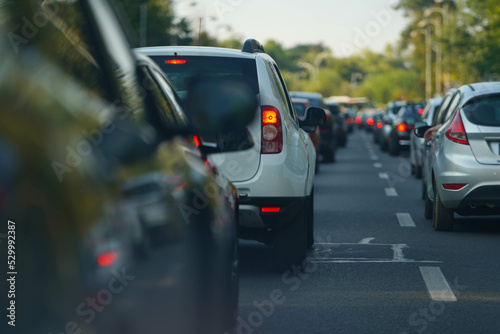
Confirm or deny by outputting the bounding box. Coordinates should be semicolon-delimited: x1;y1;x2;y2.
463;95;500;126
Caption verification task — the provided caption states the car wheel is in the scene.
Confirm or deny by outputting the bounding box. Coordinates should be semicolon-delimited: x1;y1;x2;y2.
433;182;454;231
380;139;388;151
306;187;314;249
323;149;335;163
134;222;152;260
389;136;399;156
221;207;240;330
273;207;307;271
424;183;433;220
415;164;422;179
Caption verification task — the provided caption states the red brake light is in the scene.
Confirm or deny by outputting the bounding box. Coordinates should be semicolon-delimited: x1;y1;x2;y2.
346;117;353;124
445;110;469;145
367;119;374;126
377;122;383;129
442;184;467;190
418;108;424;114
261;106;282;154
261;207;280;213
396;124;406;132
193;135;200;147
355;117;362;124
165;59;186;65
97;251;117;267
262;110;278;124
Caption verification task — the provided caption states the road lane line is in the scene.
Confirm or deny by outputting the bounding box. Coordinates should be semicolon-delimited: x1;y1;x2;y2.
419;267;458;302
359;237;374;244
385;188;398;196
370;155;379;160
374;163;383;168
396;213;416;227
379;172;389;179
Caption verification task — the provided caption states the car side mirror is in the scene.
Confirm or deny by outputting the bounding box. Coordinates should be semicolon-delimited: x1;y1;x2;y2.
299;107;326;133
184;77;257;137
414;122;432;138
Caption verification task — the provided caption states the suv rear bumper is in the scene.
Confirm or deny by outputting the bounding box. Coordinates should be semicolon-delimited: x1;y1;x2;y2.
238;196;306;229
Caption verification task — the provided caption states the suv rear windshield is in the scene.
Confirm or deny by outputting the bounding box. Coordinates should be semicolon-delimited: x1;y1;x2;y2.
149;56;259;99
463;95;500;126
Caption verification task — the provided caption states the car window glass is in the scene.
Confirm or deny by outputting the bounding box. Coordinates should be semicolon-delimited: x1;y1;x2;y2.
149;67;189;128
140;65;180;129
432;93;453;125
421;102;433;121
88;0;144;122
443;93;461;122
151;55;259;100
18;0;108;102
463;94;500;126
293;103;306;117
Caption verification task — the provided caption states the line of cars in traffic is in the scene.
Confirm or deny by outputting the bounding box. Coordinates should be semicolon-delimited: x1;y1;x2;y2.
0;1;330;333
367;84;500;232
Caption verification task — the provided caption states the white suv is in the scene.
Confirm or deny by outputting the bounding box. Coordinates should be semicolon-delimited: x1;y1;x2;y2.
136;40;325;270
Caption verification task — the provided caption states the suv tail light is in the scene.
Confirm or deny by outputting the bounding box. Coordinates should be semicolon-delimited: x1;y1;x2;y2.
396;123;406;132
261;106;282;154
445;110;469;145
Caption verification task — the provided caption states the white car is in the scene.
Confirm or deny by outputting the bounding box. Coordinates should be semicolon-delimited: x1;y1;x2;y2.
136;40;326;270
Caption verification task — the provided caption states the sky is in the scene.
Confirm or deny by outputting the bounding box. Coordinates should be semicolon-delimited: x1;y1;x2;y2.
174;0;410;57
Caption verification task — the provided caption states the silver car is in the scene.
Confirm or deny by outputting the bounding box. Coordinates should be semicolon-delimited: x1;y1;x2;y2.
409;97;443;179
416;82;500;231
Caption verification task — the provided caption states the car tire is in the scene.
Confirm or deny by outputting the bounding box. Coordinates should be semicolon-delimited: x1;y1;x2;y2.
323;149;335;163
273;207;307;271
389;136;400;156
415;165;422;179
433;182;454;231
306;187;314;249
424;184;433;220
134;222;152;260
380;139;388;152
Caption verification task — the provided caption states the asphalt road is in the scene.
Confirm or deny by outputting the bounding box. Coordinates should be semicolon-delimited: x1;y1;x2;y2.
231;129;500;334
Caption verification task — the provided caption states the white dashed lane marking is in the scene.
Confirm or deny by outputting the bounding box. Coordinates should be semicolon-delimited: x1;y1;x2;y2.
419;267;458;302
396;213;416;227
385;188;398;196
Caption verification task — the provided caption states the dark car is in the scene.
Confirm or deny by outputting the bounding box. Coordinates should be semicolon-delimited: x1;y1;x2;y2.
290;91;337;162
292;97;321;172
0;1;256;333
379;100;407;151
325;101;348;147
388;102;425;156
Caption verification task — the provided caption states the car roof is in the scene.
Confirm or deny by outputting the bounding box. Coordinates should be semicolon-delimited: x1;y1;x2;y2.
291;97;310;104
135;46;259;60
289;91;324;99
459;82;500;101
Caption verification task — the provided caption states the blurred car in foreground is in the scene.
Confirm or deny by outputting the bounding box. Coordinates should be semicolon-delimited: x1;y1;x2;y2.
137;41;326;271
293;97;321;172
415;82;500;231
387;102;425;156
0;1;257;333
409;97;443;178
290;91;336;162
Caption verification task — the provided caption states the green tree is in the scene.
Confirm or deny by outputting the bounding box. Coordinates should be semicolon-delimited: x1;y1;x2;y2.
118;0;193;46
